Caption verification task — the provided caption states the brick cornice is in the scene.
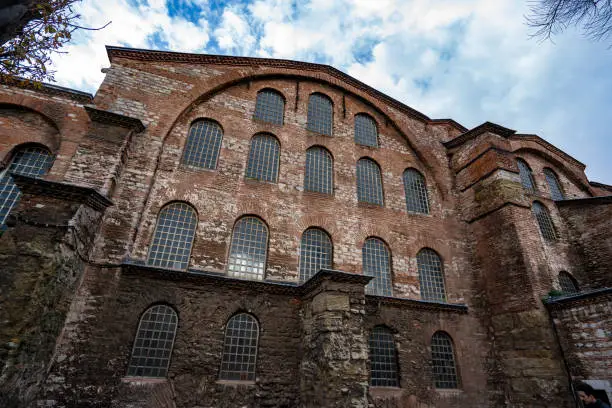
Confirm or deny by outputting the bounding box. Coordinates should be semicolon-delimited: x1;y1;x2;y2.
443;121;516;149
85;106;145;132
105;46;467;131
544;287;612;310
366;295;468;314
0;77;93;104
556;195;612;207
11;174;113;211
511;134;585;169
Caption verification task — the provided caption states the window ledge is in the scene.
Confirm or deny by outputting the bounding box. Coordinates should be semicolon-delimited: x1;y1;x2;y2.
436;388;463;395
369;386;403;398
121;377;168;384
216;379;256;387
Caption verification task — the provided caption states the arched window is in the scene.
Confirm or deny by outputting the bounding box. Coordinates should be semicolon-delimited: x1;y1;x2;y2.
403;169;430;214
304;146;333;194
307;93;333;136
227;216;268;280
219;313;259;381
181;119;223;169
254;89;285;125
417;249;446;302
354;113;378;147
544;168;564;201
369;326;399;387
127;304;178;378
431;331;459;389
0;145;54;226
245;133;280;183
299;228;333;283
147;202;197;270
356;158;384;206
517;159;536;192
558;271;579;294
363;237;392;296
532;202;557;241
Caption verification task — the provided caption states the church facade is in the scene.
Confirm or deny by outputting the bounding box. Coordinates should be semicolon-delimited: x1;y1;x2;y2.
0;46;610;408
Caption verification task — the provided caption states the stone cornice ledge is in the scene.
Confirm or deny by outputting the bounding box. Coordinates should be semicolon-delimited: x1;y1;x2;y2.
544;287;611;310
366;295;468;313
85;106;145;132
556;195;612;207
12;174;113;211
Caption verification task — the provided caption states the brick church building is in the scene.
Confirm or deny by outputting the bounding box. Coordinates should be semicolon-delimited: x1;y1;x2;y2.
0;46;610;407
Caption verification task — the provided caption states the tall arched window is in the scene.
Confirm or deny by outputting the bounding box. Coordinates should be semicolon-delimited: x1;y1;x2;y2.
299;228;333;283
127;304;178;378
544;168;564;201
181;119;223;169
147;202;198;270
431;331;459;389
219;313;259;381
356;158;384;206
304;146;333;194
363;237;392;296
227;216;268;280
558;271;579;294
417;249;446;302
403;168;430;214
245;133;280;183
354;113;378;147
307;93;333;136
517;159;536;192
254;89;285;125
369;326;399;387
532;201;557;241
0;145;54;226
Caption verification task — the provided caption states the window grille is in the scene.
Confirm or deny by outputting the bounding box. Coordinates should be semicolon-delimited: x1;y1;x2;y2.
219;313;259;381
147;202;197;270
431;331;459;389
354;114;378;147
245;134;280;182
363;238;392;296
417;249;446;302
0;146;54;226
304;146;333;194
532;202;557;241
254;89;284;125
369;326;399;387
227;216;268;280
356;158;384;206
544;168;564;201
517;159;536;192
558;271;579;294
127;304;178;378
299;228;333;282
403;169;429;214
307;93;333;136
181;119;223;169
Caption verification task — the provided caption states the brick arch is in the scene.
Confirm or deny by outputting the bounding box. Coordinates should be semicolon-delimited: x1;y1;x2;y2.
156;70;447;199
295;214;339;238
357;226;394;248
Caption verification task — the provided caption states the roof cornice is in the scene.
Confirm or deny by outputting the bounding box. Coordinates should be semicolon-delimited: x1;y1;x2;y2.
0;76;93;104
512;134;585;169
85;105;145;132
106;45;454;127
443;121;516;149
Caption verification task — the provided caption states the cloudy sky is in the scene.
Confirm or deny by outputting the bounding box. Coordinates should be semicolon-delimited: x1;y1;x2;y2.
50;0;611;183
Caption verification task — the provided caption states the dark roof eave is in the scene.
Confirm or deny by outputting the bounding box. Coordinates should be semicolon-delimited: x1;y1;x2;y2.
443;121;516;149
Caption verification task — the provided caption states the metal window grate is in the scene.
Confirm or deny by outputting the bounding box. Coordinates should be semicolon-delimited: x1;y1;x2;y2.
403;169;429;214
147;202;197;270
219;313;259;381
127;304;178;378
544;168;564;201
532;202;557;241
431;331;459;389
304;146;333;194
307;93;333;136
0;146;53;226
363;238;392;296
357;158;384;206
369;326;399;387
558;272;579;294
181;119;223;169
417;249;446;302
517;159;536;192
245;134;280;182
299;228;333;283
354;114;378;147
254;89;284;125
227;216;268;280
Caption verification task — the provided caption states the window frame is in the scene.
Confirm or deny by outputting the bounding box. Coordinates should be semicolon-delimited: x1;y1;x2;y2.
403;168;430;214
354;113;379;147
368;325;400;387
218;312;260;382
362;236;393;297
253;88;286;125
356;157;385;206
417;248;447;302
558;271;579;294
306;92;334;136
180;118;224;170
532;201;558;242
431;331;460;389
304;145;334;195
299;227;334;283
227;215;270;281
543;167;565;201
245;133;281;183
516;158;537;193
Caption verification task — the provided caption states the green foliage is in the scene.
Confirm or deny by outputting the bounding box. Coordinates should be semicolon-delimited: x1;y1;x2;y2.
548;289;564;298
